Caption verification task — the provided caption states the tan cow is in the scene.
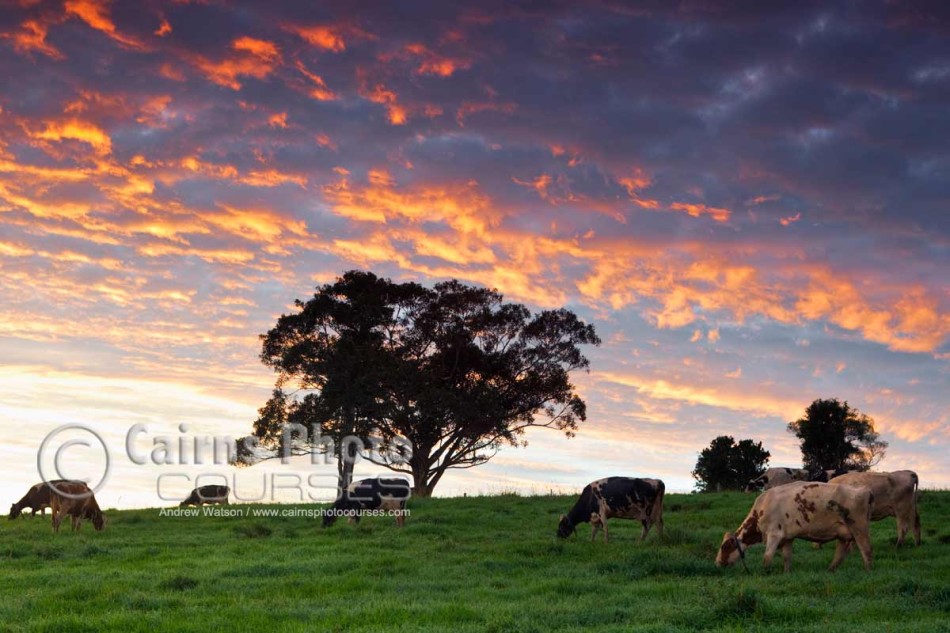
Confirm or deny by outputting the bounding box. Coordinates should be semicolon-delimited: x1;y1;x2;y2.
829;470;920;546
717;481;873;572
50;481;105;533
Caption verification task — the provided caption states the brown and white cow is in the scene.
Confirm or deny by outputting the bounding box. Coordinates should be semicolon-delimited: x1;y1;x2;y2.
50;481;105;533
717;481;873;572
8;480;82;519
829;470;920;546
744;467;810;492
180;485;230;507
557;477;665;542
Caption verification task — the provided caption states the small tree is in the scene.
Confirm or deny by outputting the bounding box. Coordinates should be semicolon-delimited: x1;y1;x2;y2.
787;398;887;472
692;435;770;492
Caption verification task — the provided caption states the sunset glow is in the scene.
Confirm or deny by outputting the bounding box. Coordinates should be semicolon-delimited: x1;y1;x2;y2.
0;1;947;507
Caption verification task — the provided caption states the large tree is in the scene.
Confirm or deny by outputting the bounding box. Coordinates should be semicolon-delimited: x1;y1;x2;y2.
692;435;770;492
235;271;423;489
787;398;887;472
237;271;600;497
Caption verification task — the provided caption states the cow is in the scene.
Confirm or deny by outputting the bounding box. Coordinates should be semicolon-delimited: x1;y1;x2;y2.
744;467;810;492
806;468;854;483
322;478;411;528
49;481;105;533
8;480;82;519
829;470;920;546
179;485;230;507
556;477;665;542
716;481;873;572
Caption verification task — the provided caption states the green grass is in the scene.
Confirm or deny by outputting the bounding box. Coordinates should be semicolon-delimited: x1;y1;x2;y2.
1;491;948;632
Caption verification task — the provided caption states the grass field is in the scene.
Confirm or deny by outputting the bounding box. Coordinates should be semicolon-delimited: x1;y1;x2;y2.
1;491;948;632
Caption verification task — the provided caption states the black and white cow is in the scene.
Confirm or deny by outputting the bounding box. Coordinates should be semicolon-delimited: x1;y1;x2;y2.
323;477;411;528
556;477;665;542
744;467;809;492
179;485;230;507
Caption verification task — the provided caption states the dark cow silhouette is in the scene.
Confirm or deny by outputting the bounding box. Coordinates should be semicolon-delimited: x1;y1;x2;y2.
9;480;84;519
50;481;105;533
323;478;411;528
557;477;665;542
180;485;230;507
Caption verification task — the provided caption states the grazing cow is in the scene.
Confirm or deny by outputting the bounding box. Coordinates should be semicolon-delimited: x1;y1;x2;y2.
829;470;920;546
806;468;854;483
556;477;665;542
716;481;873;572
322;478;411;528
50;481;105;533
179;485;230;507
8;480;81;519
744;467;810;492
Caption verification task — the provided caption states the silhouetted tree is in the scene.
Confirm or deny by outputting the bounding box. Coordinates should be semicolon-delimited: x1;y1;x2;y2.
692;435;771;492
236;270;600;497
787;398;887;472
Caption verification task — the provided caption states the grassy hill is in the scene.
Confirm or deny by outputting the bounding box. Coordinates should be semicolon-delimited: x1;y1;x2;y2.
1;491;948;632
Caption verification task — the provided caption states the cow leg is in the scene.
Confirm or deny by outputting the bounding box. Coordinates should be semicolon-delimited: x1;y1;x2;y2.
895;513;908;547
72;516;81;531
850;530;873;571
762;535;780;569
781;541;793;573
52;512;62;533
913;511;921;546
828;539;850;572
639;520;649;542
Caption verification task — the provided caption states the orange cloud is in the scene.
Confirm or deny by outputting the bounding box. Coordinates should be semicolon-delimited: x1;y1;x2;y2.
3;18;64;59
323;173;497;235
456;100;517;125
399;43;472;77
780;212;801;226
512;173;553;200
154;18;171;37
191;37;281;90
286;25;345;52
285;22;374;52
65;0;146;49
597;370;803;420
30;118;113;155
358;79;408;125
668;202;731;222
294;61;339;101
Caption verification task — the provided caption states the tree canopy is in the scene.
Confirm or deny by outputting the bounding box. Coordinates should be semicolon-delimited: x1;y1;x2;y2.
787;398;887;472
237;270;601;496
692;435;771;492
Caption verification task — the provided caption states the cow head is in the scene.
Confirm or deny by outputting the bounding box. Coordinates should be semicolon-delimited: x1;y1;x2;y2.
716;532;743;567
556;514;576;538
8;504;21;520
92;511;105;531
744;476;766;493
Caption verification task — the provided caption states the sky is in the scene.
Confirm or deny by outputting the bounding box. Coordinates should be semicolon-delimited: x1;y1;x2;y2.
0;0;947;509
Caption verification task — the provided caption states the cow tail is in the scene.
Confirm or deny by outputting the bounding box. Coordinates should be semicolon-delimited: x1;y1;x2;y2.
912;472;920;531
652;481;665;536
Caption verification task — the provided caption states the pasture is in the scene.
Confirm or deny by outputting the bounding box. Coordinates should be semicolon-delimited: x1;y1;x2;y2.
1;491;948;632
